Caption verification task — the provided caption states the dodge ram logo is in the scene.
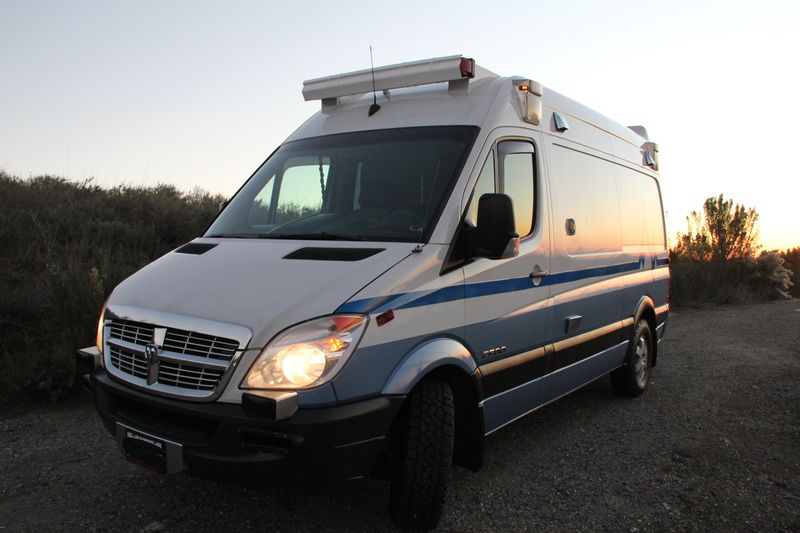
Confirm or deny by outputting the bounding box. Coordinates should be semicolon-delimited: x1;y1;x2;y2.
145;343;159;364
145;328;167;385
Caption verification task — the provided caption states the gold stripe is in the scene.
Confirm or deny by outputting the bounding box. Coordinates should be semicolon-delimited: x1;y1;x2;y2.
480;318;636;376
655;304;669;315
480;346;546;377
553;320;628;353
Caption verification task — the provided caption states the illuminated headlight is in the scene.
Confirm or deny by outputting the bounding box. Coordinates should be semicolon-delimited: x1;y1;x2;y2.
95;306;106;354
241;315;367;390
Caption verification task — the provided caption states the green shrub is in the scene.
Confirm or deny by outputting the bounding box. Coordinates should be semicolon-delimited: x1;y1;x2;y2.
0;172;224;401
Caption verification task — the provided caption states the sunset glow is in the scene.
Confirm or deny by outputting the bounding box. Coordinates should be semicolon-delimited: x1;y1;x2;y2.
1;0;797;250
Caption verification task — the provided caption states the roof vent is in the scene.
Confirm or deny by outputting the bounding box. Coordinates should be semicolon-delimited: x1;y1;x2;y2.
553;112;570;132
628;125;649;140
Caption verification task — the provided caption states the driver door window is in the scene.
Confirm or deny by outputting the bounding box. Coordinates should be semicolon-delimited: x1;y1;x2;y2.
465;140;536;238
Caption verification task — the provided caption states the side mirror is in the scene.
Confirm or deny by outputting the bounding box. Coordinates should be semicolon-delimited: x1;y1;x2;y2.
474;193;519;260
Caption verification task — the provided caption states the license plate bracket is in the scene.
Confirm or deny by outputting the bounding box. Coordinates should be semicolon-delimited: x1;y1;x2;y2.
116;422;185;474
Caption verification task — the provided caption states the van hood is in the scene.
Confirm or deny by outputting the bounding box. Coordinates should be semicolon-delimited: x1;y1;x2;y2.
106;238;412;348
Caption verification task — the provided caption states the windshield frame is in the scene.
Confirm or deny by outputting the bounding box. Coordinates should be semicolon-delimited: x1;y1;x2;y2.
204;126;480;244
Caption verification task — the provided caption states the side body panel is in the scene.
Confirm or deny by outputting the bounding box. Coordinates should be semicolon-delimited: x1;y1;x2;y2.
327;80;668;434
480;103;668;434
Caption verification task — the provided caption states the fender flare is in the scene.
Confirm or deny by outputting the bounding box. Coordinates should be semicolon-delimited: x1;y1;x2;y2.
631;295;658;364
382;337;477;395
632;295;656;326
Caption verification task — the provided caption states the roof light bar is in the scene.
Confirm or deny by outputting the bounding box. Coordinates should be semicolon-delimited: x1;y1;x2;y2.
302;55;475;103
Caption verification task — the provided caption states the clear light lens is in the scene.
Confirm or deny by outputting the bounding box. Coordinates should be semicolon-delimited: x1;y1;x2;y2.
95;307;105;353
272;344;325;385
242;314;367;390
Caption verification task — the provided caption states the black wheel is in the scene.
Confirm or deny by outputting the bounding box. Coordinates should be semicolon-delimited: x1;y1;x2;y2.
611;319;653;397
389;379;454;531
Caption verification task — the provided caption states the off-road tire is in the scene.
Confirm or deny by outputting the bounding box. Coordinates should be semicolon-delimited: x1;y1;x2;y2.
389;379;454;531
611;319;653;397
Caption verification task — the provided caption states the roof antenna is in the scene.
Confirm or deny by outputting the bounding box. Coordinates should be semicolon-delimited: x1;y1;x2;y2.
368;46;381;117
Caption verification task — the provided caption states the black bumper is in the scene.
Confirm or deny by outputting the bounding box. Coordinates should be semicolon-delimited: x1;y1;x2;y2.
89;370;404;483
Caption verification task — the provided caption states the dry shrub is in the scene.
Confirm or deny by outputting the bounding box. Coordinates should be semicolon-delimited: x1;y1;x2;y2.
0;172;224;401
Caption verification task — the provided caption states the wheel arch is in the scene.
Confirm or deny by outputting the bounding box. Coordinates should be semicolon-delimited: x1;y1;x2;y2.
632;295;658;365
383;338;484;472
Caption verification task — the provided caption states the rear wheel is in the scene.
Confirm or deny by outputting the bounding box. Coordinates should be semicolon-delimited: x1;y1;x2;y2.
389;379;454;531
611;319;653;397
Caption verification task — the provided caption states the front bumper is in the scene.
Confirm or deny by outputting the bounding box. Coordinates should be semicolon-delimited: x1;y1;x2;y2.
88;370;404;483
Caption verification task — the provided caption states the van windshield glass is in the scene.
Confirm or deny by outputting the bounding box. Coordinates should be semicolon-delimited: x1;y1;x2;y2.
206;126;479;242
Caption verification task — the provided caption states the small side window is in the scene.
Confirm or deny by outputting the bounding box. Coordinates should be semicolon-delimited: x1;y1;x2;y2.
465;150;495;225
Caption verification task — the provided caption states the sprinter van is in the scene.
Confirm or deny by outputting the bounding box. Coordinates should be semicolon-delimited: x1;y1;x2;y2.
79;55;669;530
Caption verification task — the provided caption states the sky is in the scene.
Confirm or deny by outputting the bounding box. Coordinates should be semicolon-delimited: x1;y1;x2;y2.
1;0;798;250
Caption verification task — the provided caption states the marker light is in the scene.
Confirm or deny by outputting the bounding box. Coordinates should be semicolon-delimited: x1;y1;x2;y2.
242;314;368;390
519;84;530;92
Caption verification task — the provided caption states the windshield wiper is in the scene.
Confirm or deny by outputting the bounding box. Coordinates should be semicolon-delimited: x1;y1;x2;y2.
260;232;366;241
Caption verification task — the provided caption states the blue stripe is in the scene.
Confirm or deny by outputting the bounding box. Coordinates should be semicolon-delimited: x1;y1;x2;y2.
337;260;654;314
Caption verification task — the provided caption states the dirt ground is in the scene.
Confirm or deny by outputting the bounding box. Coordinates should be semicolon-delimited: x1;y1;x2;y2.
1;300;799;532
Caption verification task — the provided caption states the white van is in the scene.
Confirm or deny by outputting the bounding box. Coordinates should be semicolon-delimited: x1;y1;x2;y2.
80;55;669;530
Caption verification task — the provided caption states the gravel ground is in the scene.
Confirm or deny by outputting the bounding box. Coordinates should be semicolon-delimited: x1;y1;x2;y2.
2;300;799;532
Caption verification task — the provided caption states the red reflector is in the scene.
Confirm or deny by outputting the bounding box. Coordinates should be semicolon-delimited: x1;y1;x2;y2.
376;309;395;327
459;57;475;78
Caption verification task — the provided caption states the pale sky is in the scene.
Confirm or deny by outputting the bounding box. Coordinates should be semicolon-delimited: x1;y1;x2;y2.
1;0;798;249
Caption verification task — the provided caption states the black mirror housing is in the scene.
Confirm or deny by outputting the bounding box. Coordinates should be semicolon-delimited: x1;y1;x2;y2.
474;193;520;260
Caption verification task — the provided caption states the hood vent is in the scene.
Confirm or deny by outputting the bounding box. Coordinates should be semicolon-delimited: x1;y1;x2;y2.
284;247;385;261
175;242;218;255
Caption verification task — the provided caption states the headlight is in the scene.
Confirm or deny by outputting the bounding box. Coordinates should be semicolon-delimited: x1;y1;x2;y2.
241;315;368;390
95;306;106;353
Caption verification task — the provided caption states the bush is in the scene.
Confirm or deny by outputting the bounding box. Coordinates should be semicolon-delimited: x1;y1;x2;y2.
781;247;800;298
669;195;794;306
0;172;224;401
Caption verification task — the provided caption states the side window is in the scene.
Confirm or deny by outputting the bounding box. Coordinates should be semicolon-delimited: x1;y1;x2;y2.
465;150;495;225
274;157;330;224
498;140;535;238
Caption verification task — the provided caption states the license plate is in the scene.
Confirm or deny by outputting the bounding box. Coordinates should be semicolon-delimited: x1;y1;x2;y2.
115;423;184;474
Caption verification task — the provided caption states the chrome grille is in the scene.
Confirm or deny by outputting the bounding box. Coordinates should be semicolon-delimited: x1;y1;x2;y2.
158;361;224;391
106;318;240;394
109;320;154;346
163;328;237;360
109;345;148;379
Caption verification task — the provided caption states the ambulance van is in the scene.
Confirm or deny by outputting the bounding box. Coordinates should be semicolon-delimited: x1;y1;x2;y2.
79;55;669;530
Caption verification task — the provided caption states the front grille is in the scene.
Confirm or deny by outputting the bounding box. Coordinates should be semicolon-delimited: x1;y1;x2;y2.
109;345;148;379
110;320;154;346
107;318;240;395
158;361;223;391
162;328;237;360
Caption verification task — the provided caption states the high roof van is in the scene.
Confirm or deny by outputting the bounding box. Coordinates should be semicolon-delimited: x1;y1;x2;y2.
79;55;669;530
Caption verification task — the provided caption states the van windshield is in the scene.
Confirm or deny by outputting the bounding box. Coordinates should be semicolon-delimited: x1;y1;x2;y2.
206;126;479;242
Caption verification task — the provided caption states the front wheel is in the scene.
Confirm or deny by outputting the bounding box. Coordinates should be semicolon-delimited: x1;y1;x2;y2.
610;319;653;397
389;379;454;531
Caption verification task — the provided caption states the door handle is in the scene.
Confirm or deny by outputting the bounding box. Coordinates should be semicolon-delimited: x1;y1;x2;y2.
529;270;549;279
